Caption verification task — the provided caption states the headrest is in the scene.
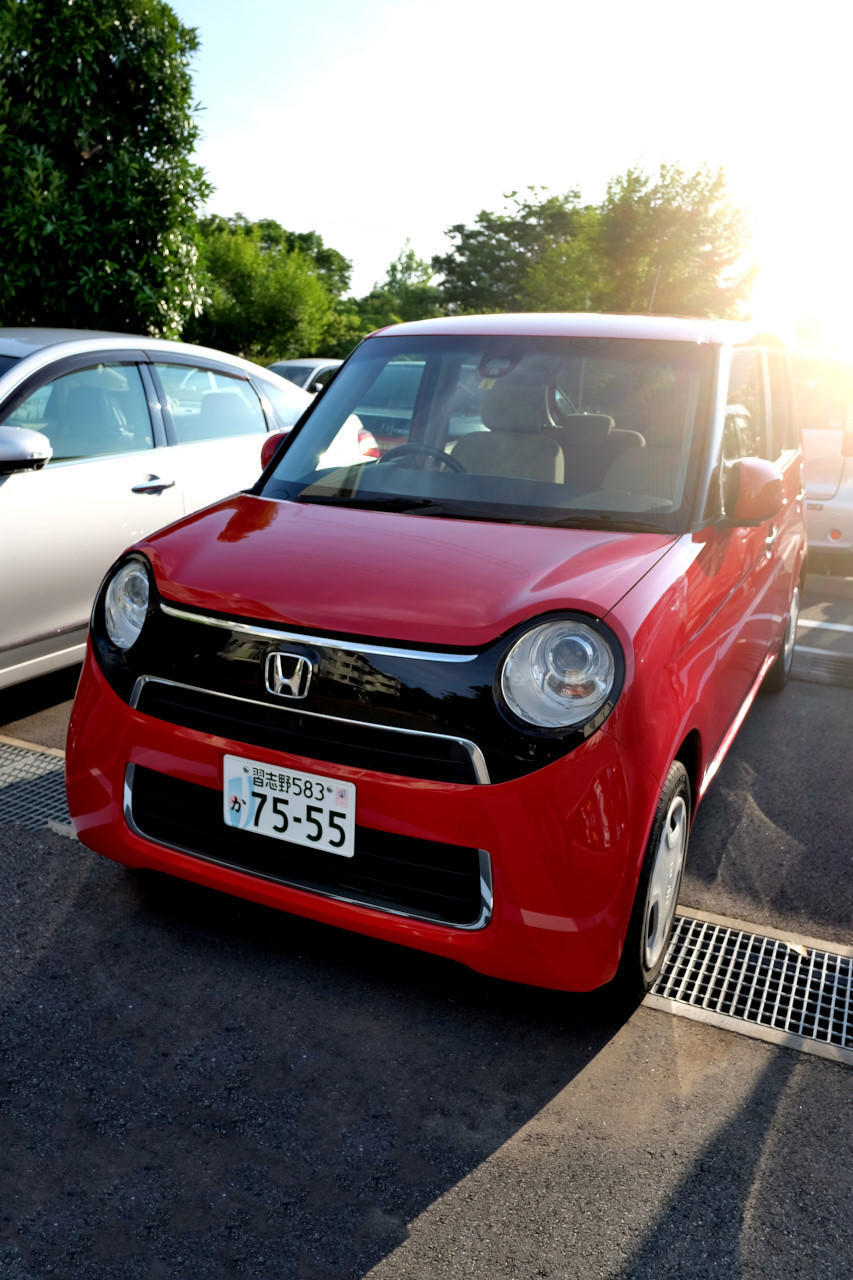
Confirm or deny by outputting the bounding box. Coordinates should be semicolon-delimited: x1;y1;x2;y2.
622;376;689;445
199;390;256;428
65;386;117;427
552;412;614;442
481;382;546;433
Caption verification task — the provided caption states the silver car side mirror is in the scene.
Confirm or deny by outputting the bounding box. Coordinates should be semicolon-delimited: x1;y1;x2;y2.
0;425;53;475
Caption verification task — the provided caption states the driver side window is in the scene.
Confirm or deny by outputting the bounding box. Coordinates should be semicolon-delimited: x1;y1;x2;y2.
1;363;152;461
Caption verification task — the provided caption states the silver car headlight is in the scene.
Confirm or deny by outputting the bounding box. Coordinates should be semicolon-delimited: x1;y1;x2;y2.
104;560;150;650
499;618;619;730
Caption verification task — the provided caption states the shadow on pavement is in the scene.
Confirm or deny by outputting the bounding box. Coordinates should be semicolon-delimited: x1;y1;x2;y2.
0;664;81;750
682;680;853;945
0;844;633;1280
613;1045;850;1280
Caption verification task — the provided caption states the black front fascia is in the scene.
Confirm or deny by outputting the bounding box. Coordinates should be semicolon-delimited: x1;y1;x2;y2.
92;570;623;784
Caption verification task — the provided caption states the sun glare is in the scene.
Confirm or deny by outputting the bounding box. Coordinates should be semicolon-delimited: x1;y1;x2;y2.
748;219;853;357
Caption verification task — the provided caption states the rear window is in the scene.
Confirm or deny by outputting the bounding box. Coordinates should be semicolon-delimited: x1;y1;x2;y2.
272;363;312;385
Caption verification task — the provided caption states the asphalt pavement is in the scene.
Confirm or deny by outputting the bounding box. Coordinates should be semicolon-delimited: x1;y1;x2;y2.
0;573;851;1279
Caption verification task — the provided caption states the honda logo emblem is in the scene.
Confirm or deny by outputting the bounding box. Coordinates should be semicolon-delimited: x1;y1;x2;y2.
265;651;313;699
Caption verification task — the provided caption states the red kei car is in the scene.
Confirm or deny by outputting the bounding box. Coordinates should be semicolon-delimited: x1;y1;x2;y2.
66;315;807;994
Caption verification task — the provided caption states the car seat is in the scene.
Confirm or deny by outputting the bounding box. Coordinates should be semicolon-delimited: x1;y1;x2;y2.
451;381;564;483
185;390;260;441
600;396;687;504
49;386;131;459
546;412;646;490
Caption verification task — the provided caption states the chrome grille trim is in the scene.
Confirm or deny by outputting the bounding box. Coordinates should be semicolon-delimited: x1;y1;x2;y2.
160;602;479;664
123;763;494;931
129;675;491;784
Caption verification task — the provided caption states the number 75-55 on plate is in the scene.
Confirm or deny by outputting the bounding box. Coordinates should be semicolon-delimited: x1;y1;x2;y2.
222;753;356;857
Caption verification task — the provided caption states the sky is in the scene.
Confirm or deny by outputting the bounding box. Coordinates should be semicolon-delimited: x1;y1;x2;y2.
171;0;853;350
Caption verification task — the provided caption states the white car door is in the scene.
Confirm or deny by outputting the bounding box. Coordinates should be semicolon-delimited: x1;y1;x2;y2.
795;354;851;500
151;363;273;514
0;361;184;687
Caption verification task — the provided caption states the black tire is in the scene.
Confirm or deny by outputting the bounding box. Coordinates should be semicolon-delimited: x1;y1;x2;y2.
763;582;800;693
613;761;691;998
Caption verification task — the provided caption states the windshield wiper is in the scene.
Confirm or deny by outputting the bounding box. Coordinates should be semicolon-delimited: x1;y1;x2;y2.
296;493;446;516
552;513;670;533
289;492;669;531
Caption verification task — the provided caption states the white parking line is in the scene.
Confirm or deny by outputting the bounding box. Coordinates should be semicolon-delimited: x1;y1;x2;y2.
797;619;853;634
0;732;65;759
794;644;853;657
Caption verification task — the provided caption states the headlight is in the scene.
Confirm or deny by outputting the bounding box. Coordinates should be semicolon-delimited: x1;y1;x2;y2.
104;560;150;650
499;618;618;730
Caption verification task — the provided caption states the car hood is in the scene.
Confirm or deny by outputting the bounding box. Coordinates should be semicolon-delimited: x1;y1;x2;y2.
137;495;676;648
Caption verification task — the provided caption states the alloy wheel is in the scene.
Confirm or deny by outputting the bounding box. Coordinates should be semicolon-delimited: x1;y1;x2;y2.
643;793;688;973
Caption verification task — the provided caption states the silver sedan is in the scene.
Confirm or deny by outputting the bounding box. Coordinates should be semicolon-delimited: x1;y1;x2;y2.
0;329;311;690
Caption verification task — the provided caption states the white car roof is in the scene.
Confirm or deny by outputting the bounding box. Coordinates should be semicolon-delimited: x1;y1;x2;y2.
0;328;145;359
0;328;309;401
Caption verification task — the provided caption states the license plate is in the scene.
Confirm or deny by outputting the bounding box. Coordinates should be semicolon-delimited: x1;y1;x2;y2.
222;754;355;857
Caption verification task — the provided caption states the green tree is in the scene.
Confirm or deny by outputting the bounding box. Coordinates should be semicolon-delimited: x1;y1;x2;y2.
308;243;443;358
186;214;335;361
311;304;368;359
593;164;752;317
434;169;752;320
349;242;442;336
0;0;210;336
432;189;584;314
519;205;603;311
282;228;352;298
383;243;442;322
227;218;352;298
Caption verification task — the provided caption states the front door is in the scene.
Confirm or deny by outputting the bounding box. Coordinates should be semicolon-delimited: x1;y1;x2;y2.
0;361;184;684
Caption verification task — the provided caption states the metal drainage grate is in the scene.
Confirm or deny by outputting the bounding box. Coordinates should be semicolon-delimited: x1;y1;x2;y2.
650;914;852;1062
0;741;71;829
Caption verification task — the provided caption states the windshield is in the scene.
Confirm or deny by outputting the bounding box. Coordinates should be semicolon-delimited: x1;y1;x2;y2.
0;355;20;377
260;335;715;531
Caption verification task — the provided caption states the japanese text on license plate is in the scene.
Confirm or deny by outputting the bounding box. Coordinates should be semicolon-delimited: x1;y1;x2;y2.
222;754;355;857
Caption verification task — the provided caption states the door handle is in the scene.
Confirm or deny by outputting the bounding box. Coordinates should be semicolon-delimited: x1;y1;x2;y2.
765;525;778;550
132;475;176;494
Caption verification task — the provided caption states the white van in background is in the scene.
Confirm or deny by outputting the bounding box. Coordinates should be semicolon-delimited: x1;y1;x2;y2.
794;351;853;574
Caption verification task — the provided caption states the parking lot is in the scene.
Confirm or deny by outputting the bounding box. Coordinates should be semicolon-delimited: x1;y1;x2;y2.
0;573;851;1279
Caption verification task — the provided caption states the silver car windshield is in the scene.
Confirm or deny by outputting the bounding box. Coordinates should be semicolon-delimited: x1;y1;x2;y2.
261;335;714;531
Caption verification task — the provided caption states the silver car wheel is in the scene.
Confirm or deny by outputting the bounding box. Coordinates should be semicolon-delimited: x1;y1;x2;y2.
643;793;688;973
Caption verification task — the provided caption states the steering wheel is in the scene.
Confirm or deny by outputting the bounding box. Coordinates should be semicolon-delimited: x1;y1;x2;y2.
377;443;465;472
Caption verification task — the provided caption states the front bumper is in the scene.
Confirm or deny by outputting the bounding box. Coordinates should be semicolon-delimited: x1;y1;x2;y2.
67;644;660;991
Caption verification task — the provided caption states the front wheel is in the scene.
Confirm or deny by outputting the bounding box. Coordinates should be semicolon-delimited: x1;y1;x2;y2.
614;761;691;997
763;583;800;693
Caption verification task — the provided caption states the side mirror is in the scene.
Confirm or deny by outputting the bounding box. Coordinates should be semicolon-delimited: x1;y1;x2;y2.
723;456;784;525
260;429;290;470
0;425;53;475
